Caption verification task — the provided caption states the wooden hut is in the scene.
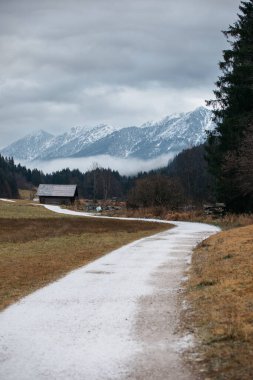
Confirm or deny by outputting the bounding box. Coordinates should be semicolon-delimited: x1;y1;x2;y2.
37;184;78;205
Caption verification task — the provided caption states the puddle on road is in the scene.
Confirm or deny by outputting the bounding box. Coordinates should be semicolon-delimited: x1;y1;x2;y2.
85;271;112;275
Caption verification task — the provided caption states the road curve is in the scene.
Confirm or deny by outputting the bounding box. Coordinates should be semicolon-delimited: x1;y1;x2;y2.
0;206;219;380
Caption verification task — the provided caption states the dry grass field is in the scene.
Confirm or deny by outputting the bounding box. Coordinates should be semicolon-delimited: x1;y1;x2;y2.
0;201;170;310
185;224;253;380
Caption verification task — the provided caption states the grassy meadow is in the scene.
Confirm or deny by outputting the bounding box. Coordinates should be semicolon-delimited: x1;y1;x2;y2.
0;200;170;310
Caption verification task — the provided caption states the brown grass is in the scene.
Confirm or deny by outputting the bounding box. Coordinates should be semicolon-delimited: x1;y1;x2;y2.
0;216;167;244
101;206;253;230
0;202;170;310
185;224;253;379
18;189;36;200
0;201;63;218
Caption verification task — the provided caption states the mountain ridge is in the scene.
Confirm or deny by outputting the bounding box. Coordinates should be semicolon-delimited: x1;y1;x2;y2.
1;107;215;161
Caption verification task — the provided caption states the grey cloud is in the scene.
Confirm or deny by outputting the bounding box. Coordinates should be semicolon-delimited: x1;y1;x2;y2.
0;0;242;146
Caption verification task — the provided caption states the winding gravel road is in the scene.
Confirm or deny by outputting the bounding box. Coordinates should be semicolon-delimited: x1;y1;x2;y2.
0;206;219;379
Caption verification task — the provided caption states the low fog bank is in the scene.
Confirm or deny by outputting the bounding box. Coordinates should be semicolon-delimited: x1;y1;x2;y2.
19;154;175;176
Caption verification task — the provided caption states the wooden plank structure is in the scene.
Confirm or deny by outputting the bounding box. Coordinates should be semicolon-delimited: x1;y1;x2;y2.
37;184;78;205
203;203;226;216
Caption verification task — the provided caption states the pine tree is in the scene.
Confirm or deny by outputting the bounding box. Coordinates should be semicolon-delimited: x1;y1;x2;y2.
223;123;253;205
0;155;19;198
206;0;253;211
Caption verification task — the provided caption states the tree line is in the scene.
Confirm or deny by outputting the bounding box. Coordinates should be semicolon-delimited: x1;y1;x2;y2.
0;141;214;209
128;144;214;209
0;157;128;200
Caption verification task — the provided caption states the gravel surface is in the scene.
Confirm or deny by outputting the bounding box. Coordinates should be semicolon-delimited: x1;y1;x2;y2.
0;206;219;379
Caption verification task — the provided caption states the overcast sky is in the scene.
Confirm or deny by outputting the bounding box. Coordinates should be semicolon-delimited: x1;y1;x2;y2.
0;0;241;146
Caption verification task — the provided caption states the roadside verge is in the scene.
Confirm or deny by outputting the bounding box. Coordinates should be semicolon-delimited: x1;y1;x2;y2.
184;224;253;379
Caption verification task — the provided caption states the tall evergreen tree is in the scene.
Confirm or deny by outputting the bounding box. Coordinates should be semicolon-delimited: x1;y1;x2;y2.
206;0;253;211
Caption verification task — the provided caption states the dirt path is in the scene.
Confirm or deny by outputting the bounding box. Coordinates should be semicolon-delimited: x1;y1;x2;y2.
0;207;219;379
0;198;16;202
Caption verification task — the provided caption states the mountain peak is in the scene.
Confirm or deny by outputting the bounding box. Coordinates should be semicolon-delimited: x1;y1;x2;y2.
28;129;54;138
193;106;210;114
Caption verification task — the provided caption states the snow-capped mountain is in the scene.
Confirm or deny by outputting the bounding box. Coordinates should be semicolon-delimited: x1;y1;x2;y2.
1;107;214;161
74;106;214;159
35;124;118;160
0;130;54;161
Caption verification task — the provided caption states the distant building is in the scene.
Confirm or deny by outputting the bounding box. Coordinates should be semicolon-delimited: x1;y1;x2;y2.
37;184;78;205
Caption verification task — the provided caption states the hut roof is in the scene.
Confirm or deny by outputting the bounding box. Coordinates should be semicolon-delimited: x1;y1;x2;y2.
37;184;77;197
